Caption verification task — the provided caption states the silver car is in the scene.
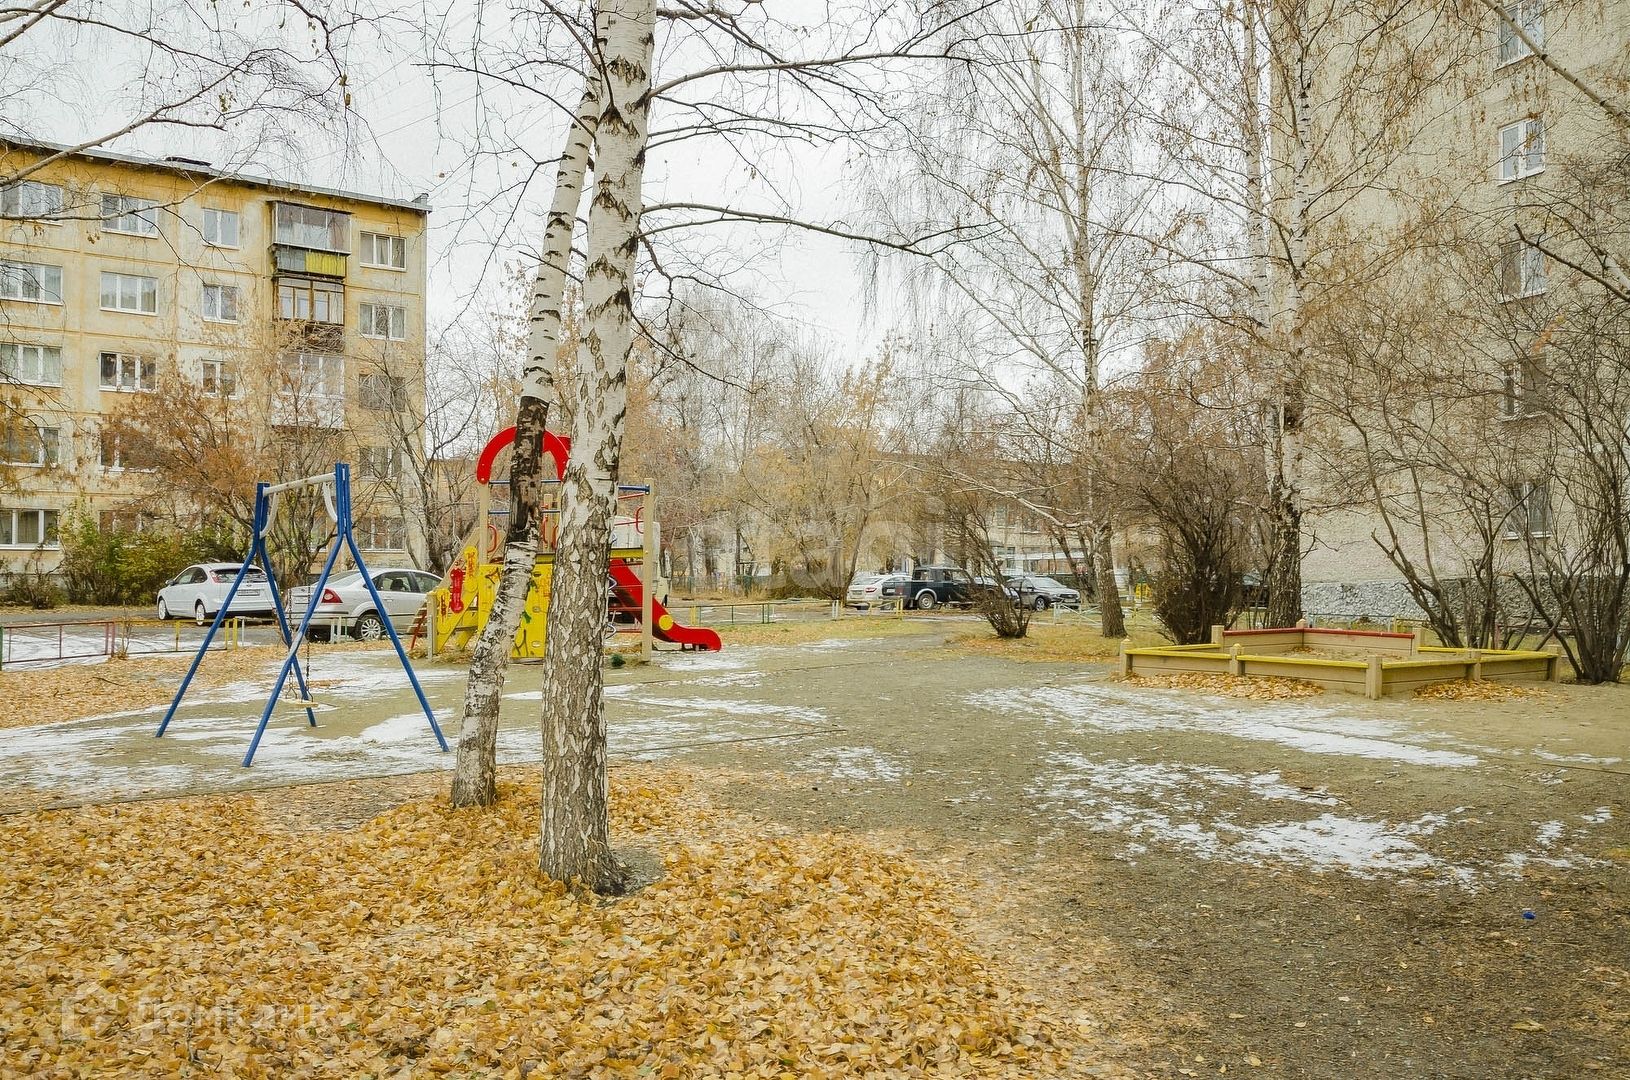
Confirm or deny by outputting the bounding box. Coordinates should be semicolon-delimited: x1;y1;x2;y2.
1010;574;1081;610
286;567;441;640
157;563;274;624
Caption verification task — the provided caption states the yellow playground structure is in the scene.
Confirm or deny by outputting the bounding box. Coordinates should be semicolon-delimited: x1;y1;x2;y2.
421;427;721;660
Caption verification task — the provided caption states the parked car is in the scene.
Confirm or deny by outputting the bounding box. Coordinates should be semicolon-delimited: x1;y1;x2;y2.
974;576;1022;606
157;563;274;625
905;566;1013;610
1009;574;1082;610
286;567;441;640
845;573;909;609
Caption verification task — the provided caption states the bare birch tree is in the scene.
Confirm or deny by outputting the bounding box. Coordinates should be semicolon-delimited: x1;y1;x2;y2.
533;0;654;889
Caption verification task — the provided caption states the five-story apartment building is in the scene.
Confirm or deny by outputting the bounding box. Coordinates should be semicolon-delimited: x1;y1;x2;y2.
0;141;430;580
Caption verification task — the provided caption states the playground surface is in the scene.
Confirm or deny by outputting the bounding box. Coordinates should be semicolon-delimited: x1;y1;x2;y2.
0;621;1625;1076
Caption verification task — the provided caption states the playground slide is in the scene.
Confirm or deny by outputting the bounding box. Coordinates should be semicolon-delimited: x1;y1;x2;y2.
608;559;722;651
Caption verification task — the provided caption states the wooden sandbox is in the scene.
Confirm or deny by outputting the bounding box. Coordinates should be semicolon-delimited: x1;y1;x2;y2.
1119;624;1562;699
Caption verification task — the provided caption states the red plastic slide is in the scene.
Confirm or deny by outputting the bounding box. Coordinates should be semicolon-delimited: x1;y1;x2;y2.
608;559;722;651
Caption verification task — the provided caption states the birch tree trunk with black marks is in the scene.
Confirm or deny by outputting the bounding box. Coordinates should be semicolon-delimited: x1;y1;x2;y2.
537;0;653;891
450;77;600;809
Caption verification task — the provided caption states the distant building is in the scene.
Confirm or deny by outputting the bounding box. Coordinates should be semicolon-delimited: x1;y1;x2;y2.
0;141;430;580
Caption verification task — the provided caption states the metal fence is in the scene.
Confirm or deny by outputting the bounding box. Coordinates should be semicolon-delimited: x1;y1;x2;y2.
0;617;249;669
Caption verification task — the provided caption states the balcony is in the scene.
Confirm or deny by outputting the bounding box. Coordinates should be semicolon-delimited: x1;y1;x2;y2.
273;246;347;278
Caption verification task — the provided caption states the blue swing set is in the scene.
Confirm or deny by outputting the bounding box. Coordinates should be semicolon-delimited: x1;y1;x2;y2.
155;463;450;767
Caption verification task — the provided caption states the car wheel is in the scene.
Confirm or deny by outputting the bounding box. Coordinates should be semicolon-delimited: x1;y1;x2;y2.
194;600;209;626
353;612;386;641
157;598;170;620
915;590;937;611
1033;596;1051;611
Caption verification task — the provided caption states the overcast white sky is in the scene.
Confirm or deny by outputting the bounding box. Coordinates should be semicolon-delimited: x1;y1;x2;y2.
280;2;885;355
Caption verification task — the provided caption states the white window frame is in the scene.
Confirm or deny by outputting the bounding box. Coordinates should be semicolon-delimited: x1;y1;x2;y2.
201;207;240;248
99;351;158;392
284;351;345;399
0;507;60;549
1496;0;1544;67
1503;480;1553;539
359;301;407;340
276;277;344;324
0;342;63;386
359;372;407;412
357;514;407;550
1;180;64;221
358;444;403;481
0;259;64;304
201;282;241;323
359;231;407;270
100;271;159;315
0;420;60;468
98;429;155;472
200;358;239;398
101;193;160;236
273;202;349;253
1498;238;1547;301
1498;117;1545;182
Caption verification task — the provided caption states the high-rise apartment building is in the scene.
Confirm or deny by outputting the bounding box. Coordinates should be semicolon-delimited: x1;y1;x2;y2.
0;141;431;582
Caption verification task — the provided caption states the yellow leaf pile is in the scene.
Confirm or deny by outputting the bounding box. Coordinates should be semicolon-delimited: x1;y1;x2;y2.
1121;672;1324;700
0;768;1086;1077
1411;680;1547;703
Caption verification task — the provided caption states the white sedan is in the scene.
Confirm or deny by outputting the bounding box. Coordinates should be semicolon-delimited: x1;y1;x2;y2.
286;567;441;640
157;563;275;625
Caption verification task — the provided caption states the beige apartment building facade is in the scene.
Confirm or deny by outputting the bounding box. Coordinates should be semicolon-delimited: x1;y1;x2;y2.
1297;0;1628;619
0;141;431;582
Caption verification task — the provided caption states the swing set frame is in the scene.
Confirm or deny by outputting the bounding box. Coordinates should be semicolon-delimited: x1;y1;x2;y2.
155;463;450;767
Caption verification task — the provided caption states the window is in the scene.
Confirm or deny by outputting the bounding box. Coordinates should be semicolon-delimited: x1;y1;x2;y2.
1504;480;1553;538
283;351;344;398
0;421;60;467
360;232;407;270
100;271;158;314
201;359;237;397
1497;0;1544;66
0;342;62;385
1498;118;1545;181
276;277;344;323
0;508;59;548
358;445;402;481
98;509;151;534
202;208;239;248
357;515;406;550
1499;356;1543;419
0;260;63;304
99;351;157;392
98;429;156;471
1;181;64;220
201;283;240;322
358;372;407;411
101;193;160;236
273;202;349;252
359;302;407;340
1498;238;1547;299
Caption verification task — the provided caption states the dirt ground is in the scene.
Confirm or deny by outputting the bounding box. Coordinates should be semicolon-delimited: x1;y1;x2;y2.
659;626;1630;1078
1;618;1625;1077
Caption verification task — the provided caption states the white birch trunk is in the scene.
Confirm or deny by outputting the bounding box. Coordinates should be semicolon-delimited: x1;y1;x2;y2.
537;0;654;891
450;77;600;808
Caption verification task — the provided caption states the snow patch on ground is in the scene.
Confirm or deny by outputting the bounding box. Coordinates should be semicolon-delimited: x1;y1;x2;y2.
804;746;907;783
971;682;1480;767
1030;752;1607;886
1582;807;1613;824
